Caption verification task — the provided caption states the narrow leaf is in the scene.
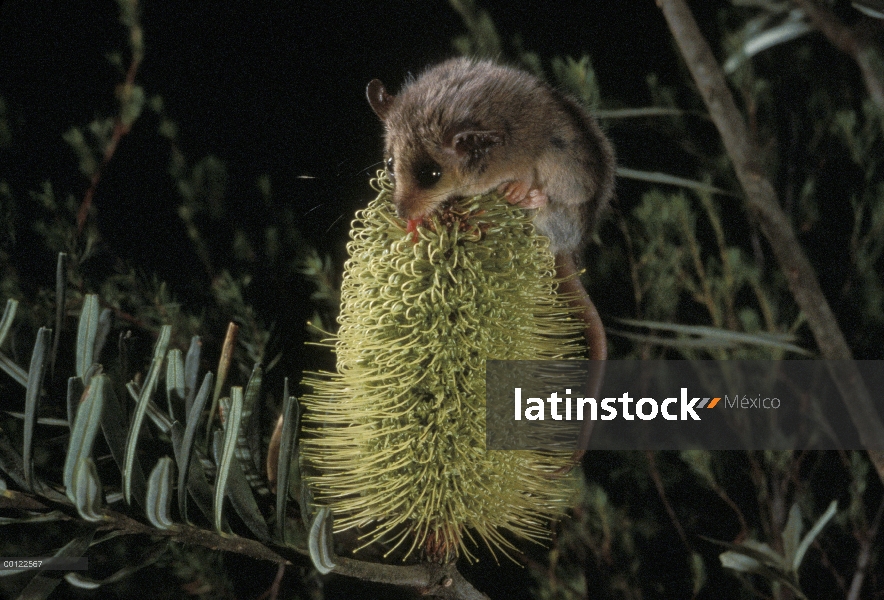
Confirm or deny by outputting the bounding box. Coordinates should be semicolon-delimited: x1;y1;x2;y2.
210;426;270;541
70;457;104;522
50;252;66;378
92;308;113;362
75;295;99;380
166;348;185;421
100;379;146;507
184;335;201;415
177;371;213;521
0;298;19;348
276;391;300;543
64;374;106;499
239;364;266;493
206;322;237;445
0;353;27;386
214;386;243;535
15;530;94;600
170;421;215;523
122;325;170;504
793;500;837;571
23;327;51;490
308;508;336;574
782;503;803;572
616;167;736;196
146;456;175;529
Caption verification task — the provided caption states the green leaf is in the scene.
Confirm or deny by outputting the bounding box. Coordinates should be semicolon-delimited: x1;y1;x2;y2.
276;387;300;544
0;298;18;348
793;500;837;571
616;167;736;197
123;325;170;504
214;387;243;535
15;530;94;600
782;503;803;572
64;374;106;499
50;252;67;378
146;456;175;529
75;295;99;380
184;335;201;414
23;327;51;491
308;507;335;575
100;378;145;507
70;457;104;522
210;423;270;541
165;348;185;421
177;371;213;522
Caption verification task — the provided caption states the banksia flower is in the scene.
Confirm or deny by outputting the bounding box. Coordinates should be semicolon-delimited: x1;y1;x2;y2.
301;173;585;562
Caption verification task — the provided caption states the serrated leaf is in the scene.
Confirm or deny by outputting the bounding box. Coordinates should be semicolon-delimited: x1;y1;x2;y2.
75;295;99;380
782;503;803;571
146;456;175;529
214;387;243;535
793;500;837;570
177;371;213;522
15;530;94;600
70;457;104;522
23;327;51;491
276;390;300;544
64;374;106;499
166;348;185;421
0;298;18;348
123;325;170;504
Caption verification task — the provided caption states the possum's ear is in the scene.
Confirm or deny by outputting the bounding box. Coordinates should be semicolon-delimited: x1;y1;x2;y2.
366;79;395;121
450;130;505;157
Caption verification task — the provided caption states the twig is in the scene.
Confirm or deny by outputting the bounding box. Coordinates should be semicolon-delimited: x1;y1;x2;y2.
76;0;145;233
655;0;884;486
793;0;884;113
846;495;884;600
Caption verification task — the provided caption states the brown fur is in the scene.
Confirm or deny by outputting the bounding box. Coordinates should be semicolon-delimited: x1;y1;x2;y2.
366;57;616;255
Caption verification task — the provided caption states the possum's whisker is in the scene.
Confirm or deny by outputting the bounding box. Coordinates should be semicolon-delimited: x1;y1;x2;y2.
303;204;322;216
325;212;346;234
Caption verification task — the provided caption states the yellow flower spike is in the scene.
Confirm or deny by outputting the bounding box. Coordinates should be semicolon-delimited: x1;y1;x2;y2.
301;172;585;563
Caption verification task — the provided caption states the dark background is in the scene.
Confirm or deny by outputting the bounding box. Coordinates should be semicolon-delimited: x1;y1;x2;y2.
2;2;874;599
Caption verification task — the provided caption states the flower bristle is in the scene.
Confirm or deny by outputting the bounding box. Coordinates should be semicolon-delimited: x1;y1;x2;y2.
301;172;585;563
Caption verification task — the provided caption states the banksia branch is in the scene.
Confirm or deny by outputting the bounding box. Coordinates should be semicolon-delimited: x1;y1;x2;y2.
301;174;585;562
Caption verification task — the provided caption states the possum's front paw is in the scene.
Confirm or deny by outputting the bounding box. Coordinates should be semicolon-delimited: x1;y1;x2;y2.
498;180;548;209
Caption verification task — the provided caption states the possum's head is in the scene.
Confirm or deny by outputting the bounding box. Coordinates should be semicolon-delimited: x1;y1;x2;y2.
366;78;506;223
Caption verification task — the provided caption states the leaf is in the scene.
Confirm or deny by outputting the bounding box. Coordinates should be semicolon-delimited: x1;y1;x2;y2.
184;335;201;415
0;353;27;386
100;379;146;507
239;364;265;492
169;421;215;524
177;371;213;522
165;348;185;421
92;308;113;364
23;327;51;491
0;298;19;348
64;374;106;499
276;391;300;544
15;530;94;600
63;543;164;589
616;167;737;197
793;500;837;571
70;457;104;522
211;428;270;541
308;508;336;575
50;253;67;378
75;294;99;380
782;503;803;572
214;387;243;535
123;325;170;505
146;456;175;529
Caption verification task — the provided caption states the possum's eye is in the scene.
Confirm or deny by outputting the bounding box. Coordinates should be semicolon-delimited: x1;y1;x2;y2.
385;157;395;179
415;162;443;188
